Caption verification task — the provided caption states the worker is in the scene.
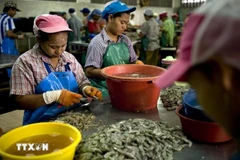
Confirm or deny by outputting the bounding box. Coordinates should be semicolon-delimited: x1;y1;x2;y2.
154;0;240;159
159;11;174;47
0;1;24;55
10;14;102;125
139;9;160;66
80;7;91;27
87;9;102;37
84;0;144;97
67;8;82;41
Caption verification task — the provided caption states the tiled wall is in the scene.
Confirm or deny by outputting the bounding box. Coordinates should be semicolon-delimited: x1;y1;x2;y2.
1;0;175;25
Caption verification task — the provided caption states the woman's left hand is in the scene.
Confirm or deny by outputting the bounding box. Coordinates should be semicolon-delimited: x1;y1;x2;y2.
135;60;144;65
84;86;102;100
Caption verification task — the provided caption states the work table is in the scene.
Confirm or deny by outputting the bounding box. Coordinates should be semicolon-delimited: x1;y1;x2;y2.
0;98;236;160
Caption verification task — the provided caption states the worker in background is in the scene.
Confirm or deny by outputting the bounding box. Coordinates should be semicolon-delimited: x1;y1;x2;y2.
84;0;144;97
80;8;91;42
139;9;160;66
158;14;164;28
0;1;24;55
155;0;240;159
10;14;102;124
67;8;82;42
159;11;174;47
80;7;91;27
87;9;102;38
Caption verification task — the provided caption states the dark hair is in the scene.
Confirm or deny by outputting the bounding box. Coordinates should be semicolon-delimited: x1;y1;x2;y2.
38;30;49;42
106;11;132;22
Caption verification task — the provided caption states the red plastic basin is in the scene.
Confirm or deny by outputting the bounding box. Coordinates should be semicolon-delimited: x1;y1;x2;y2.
101;64;166;112
176;106;231;143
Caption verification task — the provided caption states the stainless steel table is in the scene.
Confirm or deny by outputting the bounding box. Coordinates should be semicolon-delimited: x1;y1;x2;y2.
0;54;18;69
69;41;89;47
26;35;37;50
74;97;236;160
68;41;89;54
0;97;236;159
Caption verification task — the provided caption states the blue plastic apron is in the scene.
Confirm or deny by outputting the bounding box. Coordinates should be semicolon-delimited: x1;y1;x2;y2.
23;61;80;125
1;37;19;79
1;37;19;55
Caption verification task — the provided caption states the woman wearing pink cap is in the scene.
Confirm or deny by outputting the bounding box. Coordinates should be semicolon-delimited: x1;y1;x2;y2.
9;14;102;125
155;0;240;159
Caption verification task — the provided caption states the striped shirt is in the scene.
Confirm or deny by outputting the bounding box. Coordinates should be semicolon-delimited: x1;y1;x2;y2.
85;29;138;68
0;13;16;52
10;44;90;96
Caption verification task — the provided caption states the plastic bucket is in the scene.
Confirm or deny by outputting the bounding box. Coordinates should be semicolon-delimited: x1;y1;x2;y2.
101;64;166;112
176;106;231;143
182;89;213;122
0;122;81;160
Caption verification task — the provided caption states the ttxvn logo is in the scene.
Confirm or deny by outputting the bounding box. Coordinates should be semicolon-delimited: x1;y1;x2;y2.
16;143;49;151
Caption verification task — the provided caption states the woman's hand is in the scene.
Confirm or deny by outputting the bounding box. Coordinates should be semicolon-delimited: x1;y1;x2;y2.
58;89;82;107
135;60;144;65
43;89;82;107
83;86;102;100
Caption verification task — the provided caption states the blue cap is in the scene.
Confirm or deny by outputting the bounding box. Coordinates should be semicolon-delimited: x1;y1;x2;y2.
102;0;136;19
87;9;102;20
80;8;91;13
92;9;102;16
68;8;75;13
